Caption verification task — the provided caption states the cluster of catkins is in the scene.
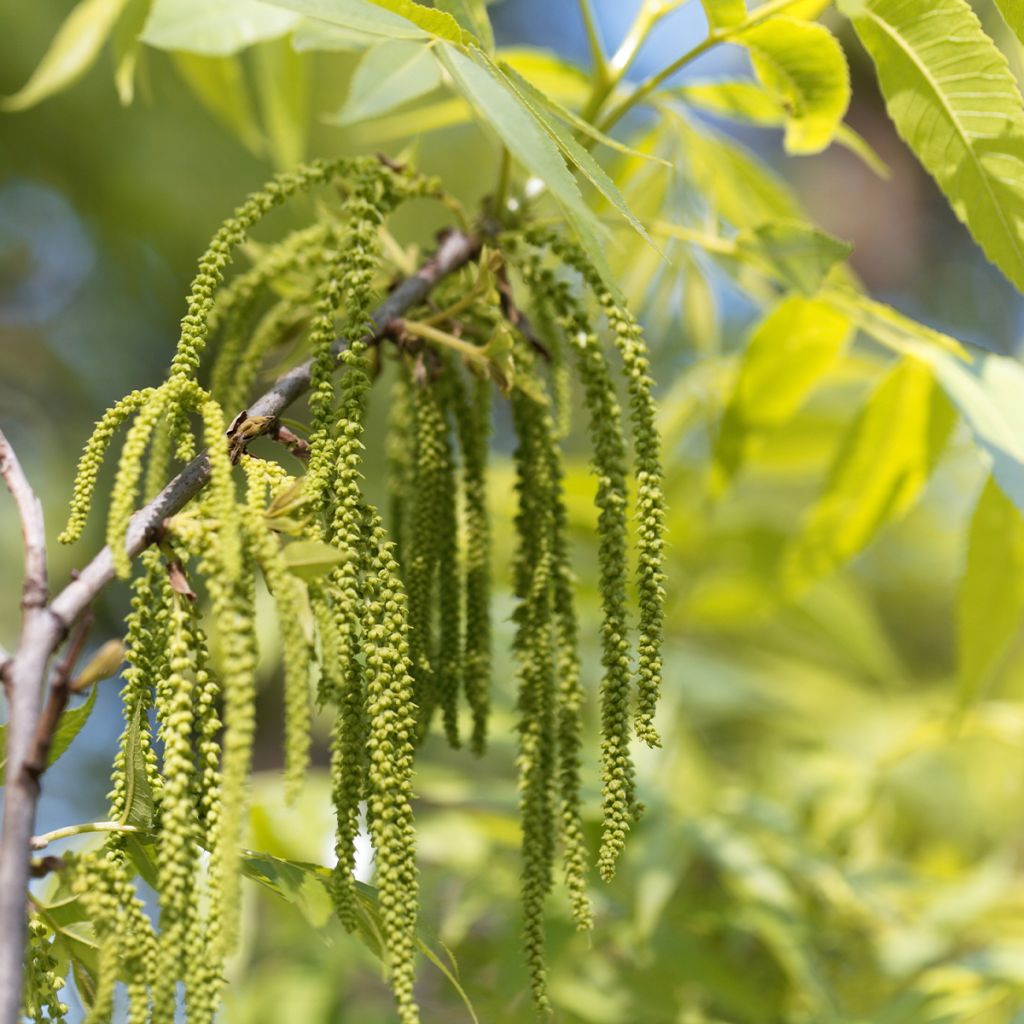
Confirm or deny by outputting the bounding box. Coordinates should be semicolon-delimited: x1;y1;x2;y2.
40;157;665;1023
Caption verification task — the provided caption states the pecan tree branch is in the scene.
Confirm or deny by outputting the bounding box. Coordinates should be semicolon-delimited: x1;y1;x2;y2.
0;228;478;1024
0;430;57;1024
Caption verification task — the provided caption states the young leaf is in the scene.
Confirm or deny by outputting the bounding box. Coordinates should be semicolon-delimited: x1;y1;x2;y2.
734;221;851;294
46;685;100;767
120;703;155;829
264;0;468;42
839;0;1024;293
141;0;299;55
993;0;1024;46
701;0;747;29
494;61;653;246
734;17;851;154
783;357;955;594
714;296;852;487
0;686;99;775
437;0;493;51
171;52;265;154
112;0;154;105
2;0;130;111
282;539;349;580
435;42;619;295
253;35;310;168
336;39;441;124
958;475;1024;706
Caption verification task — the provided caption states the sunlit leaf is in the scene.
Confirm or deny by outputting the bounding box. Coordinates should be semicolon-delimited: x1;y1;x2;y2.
253;35;309;168
141;0;299;55
714;295;852;487
112;0;154;104
282;539;349;580
993;0;1024;46
435;42;618;295
783;357;955;593
959;475;1024;706
734;17;850;154
171;51;264;154
701;0;747;29
120;702;155;829
840;0;1024;293
735;221;851;294
2;0;130;111
264;0;467;42
437;0;493;51
495;61;652;245
336;38;441;125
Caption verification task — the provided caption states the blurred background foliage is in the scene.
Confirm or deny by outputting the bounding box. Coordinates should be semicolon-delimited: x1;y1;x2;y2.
5;1;1024;1021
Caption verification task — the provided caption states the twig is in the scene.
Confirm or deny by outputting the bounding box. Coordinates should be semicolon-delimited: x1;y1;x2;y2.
0;228;478;1024
0;430;54;1024
26;613;94;779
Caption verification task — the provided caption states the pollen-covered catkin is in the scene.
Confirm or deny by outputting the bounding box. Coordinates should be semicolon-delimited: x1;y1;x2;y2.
520;253;637;881
544;236;666;748
510;383;559;1012
22;916;68;1023
450;368;492;755
59;388;156;545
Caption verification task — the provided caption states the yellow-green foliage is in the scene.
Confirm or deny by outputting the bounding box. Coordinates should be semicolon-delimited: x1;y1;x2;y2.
54;159;665;1022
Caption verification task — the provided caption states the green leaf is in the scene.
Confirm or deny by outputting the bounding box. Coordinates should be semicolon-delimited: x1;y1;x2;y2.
253;35;309;168
171;51;264;154
120;702;155;829
435;42;618;297
500;60;668;166
655;219;850;293
47;685;99;768
670;112;803;227
783;357;955;593
839;0;1024;293
714;296;852;487
993;0;1024;46
291;18;381;50
263;0;468;42
0;686;98;775
112;0;154;104
336;39;441;125
2;0;130;111
499;47;589;107
735;221;851;294
282;539;349;580
735;17;850;154
921;348;1024;515
678;79;889;176
240;851;480;1020
437;0;493;50
702;0;747;29
141;0;299;55
495;61;652;246
958;475;1024;706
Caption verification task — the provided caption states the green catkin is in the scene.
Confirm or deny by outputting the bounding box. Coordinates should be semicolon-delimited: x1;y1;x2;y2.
449;367;492;755
151;594;200;1024
437;370;462;749
545;423;593;930
201;546;259;971
510;385;559;1013
208;222;331;403
406;375;448;732
224;296;311;416
109;549;167;821
361;507;421;1024
522;255;636;881
243;457;312;800
22;916;68;1023
59;388;156;545
386;368;414;569
544;238;666;748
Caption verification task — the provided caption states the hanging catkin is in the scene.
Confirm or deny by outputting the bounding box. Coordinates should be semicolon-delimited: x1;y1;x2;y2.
49;158;666;1024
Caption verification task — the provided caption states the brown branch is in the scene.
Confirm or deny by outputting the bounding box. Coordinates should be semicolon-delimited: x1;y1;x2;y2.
0;430;56;1024
26;613;94;780
0;227;478;1024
